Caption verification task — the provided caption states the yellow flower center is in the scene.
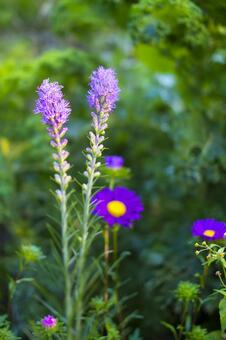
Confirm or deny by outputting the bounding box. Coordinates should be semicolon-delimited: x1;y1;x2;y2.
107;200;127;217
203;229;215;237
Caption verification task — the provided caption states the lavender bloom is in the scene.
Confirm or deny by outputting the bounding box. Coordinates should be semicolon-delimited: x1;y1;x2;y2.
192;218;226;240
34;79;71;128
41;315;57;329
84;67;120;181
92;187;144;228
87;66;120;113
105;155;124;170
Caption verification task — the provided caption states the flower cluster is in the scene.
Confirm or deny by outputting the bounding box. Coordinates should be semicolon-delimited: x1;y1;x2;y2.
34;79;71;129
20;245;45;263
175;281;200;303
41;315;57;329
192;218;226;240
186;326;207;340
92;186;143;228
194;242;225;263
84;67;120;185
87;66;120;113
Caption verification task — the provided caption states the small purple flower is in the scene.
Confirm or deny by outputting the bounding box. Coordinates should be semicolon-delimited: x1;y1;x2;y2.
92;187;144;228
192;218;226;240
87;66;120;112
41;315;57;329
34;79;71;128
105;156;124;170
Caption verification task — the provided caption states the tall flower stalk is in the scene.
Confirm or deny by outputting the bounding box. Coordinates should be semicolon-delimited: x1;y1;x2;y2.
34;79;73;339
75;66;120;338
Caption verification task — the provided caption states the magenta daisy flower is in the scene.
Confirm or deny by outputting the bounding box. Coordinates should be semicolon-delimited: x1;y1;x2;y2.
105;156;124;170
92;187;143;228
41;315;57;329
192;218;226;240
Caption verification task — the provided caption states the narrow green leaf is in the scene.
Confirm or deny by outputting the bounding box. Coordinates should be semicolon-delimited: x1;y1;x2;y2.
219;298;226;334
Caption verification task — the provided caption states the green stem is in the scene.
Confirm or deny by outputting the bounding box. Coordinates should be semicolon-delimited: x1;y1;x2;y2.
113;225;120;304
103;225;110;303
55;130;72;340
75;154;97;339
108;179;122;328
113;224;124;335
113;226;118;264
103;177;115;303
109;177;115;190
61;189;72;340
178;301;189;339
200;264;208;288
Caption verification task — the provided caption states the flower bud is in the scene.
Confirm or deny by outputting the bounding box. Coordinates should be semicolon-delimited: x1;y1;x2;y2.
54;174;61;184
175;281;200;302
82;184;88;191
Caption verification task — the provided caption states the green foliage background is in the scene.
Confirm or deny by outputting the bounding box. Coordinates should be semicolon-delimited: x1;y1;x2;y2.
1;0;226;338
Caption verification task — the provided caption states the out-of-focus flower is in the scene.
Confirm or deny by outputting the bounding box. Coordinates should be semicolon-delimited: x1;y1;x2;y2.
186;326;207;340
103;155;131;181
87;66;120;113
41;315;57;329
20;245;45;263
105;156;124;170
192;218;226;240
92;187;143;228
0;138;10;157
175;281;200;303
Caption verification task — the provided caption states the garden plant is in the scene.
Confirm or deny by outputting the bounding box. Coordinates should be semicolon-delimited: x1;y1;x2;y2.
2;1;226;339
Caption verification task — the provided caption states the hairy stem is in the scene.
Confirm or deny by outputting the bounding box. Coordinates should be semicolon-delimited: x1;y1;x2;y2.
75;152;97;339
55;131;72;340
61;190;72;340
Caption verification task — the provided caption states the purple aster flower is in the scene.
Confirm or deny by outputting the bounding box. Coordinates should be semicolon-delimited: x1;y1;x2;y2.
192;218;226;240
92;186;144;228
34;79;71;129
105;155;124;170
41;315;57;329
87;66;120;113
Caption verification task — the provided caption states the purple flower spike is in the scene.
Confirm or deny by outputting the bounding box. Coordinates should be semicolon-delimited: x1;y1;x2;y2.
105;155;124;170
87;66;120;113
41;315;57;329
192;218;226;240
34;79;71;129
92;187;144;228
34;79;72;193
